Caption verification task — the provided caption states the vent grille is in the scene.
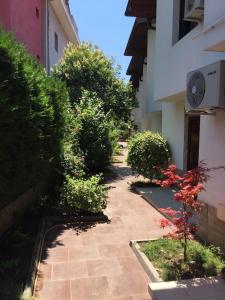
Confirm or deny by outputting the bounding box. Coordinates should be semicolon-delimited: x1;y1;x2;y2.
187;71;205;108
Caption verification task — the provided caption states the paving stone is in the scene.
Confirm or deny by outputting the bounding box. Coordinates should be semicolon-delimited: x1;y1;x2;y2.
52;261;88;280
35;146;166;299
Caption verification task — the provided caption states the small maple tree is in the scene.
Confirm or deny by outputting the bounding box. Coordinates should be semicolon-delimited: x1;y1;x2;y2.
157;162;216;262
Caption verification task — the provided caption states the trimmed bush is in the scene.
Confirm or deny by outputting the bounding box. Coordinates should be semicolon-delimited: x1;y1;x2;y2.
60;175;107;213
127;131;170;179
0;29;71;208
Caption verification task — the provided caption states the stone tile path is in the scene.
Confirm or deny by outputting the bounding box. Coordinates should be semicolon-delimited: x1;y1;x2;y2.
35;144;165;300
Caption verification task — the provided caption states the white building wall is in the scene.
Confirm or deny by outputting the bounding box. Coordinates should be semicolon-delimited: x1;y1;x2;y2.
199;111;225;207
154;0;225;175
162;101;185;170
133;65;148;131
154;0;225;103
133;29;162;132
48;4;69;70
146;30;161;114
204;0;225;28
127;0;225;247
132;89;142;131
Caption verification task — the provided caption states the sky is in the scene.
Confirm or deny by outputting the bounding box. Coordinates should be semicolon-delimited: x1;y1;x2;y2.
70;1;135;81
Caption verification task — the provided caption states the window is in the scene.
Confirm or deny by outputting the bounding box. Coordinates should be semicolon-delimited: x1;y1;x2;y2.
179;0;197;40
36;7;39;18
54;32;58;52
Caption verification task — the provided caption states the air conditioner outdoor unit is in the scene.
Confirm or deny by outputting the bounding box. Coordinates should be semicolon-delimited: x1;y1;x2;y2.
186;61;225;112
184;0;204;22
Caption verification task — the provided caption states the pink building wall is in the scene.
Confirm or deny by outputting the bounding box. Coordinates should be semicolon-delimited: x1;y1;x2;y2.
0;0;44;64
0;1;11;31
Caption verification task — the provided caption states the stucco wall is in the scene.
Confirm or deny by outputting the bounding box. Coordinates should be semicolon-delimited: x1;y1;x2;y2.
48;4;69;70
154;0;225;103
204;0;225;28
133;66;147;130
146;30;161;113
199;111;225;208
150;112;162;133
162;101;185;170
141;112;162;133
132;28;162;131
0;0;44;63
0;0;11;31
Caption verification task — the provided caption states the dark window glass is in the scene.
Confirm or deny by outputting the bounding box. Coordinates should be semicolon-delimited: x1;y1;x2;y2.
179;0;197;40
36;7;39;18
54;32;58;52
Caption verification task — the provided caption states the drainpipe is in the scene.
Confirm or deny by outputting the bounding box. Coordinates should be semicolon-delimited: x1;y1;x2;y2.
45;0;49;73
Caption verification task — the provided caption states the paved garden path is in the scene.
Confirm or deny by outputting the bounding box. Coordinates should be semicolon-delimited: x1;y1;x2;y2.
35;143;165;300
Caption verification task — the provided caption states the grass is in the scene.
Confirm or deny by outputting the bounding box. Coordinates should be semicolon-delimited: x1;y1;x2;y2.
0;211;40;300
140;239;225;281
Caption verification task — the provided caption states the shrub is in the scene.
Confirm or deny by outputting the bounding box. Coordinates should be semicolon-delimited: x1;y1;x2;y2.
0;29;71;208
75;91;113;172
61;143;85;179
127;131;170;179
60;175;107;213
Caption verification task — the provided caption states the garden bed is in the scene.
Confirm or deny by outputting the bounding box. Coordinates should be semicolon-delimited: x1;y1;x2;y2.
0;212;41;300
140;238;225;281
131;238;225;300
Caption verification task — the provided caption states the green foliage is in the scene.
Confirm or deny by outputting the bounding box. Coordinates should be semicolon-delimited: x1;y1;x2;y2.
141;239;225;281
60;175;107;213
0;28;71;208
109;125;121;156
53;42;136;122
127;131;170;179
61;143;85;178
117;120;132;141
75;91;114;172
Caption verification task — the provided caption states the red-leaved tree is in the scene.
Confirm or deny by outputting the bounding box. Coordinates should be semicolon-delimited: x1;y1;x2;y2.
157;162;219;262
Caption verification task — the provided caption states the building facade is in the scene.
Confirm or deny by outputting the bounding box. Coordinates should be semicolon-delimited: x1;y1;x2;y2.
47;0;79;72
125;0;225;250
0;0;44;63
0;0;79;71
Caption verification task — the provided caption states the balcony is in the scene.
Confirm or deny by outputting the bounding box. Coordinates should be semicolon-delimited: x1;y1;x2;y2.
125;0;156;19
124;18;148;57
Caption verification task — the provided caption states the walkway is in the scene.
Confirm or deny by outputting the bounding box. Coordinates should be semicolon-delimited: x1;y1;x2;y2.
35;144;165;300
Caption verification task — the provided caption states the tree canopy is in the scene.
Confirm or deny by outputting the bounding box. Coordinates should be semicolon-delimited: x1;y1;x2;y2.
53;42;135;122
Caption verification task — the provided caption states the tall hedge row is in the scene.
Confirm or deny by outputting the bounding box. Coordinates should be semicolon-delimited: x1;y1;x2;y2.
0;29;71;209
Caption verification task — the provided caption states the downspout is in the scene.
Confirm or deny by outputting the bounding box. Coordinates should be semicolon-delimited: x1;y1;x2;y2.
45;0;49;74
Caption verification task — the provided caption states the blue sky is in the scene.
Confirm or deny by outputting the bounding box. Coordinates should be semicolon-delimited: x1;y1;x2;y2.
70;1;134;80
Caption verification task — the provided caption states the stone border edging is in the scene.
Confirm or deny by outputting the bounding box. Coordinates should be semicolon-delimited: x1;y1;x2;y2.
21;219;46;300
129;239;163;283
130;239;223;300
21;212;110;299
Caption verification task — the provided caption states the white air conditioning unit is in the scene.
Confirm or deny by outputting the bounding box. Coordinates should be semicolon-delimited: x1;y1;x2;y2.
186;61;225;112
184;0;204;22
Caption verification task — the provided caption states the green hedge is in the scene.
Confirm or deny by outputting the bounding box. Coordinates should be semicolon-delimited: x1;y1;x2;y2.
127;131;170;180
0;29;71;209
